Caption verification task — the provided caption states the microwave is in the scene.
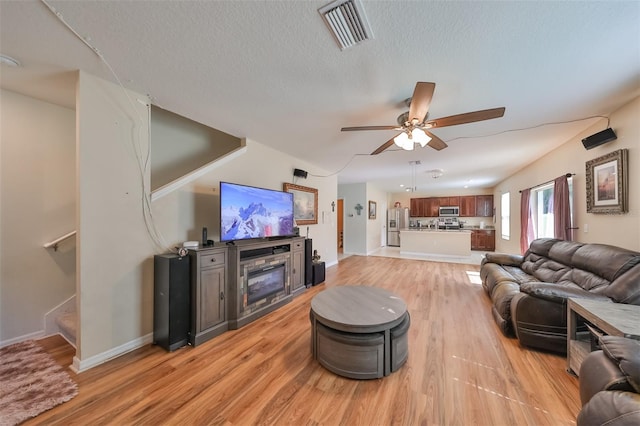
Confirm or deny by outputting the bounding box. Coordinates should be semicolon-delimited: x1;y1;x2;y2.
439;206;460;217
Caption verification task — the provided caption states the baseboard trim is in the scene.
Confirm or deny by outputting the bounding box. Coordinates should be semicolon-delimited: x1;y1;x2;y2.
0;330;46;348
70;333;153;373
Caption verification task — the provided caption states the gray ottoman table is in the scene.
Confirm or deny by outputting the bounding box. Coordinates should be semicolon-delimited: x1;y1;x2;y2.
310;285;410;379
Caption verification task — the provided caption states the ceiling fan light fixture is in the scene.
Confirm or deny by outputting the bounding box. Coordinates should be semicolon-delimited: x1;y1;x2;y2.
411;128;431;147
394;128;431;150
393;132;414;150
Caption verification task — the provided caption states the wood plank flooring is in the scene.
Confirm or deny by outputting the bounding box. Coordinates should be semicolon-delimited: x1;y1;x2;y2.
27;256;580;425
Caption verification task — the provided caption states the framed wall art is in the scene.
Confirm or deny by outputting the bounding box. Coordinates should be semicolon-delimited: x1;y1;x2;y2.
283;183;318;225
368;201;377;219
585;148;628;214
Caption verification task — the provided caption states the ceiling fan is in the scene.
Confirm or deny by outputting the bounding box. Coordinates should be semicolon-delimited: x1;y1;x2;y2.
341;82;505;155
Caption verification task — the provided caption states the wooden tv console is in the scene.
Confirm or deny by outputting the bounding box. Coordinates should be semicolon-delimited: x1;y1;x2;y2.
188;236;306;346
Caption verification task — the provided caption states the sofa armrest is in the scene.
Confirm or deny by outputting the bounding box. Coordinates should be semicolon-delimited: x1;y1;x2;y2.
482;252;524;267
520;282;612;304
577;391;640;426
600;336;640;393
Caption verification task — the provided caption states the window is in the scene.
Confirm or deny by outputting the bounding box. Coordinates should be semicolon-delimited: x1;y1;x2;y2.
530;177;573;239
501;192;510;240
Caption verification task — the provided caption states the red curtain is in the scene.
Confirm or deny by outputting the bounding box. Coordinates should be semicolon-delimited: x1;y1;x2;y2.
520;189;534;254
553;175;572;241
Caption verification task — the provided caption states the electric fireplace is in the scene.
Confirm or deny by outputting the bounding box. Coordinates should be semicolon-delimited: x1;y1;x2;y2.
246;263;286;305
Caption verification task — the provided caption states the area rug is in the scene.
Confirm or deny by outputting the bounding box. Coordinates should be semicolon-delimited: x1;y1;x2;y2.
0;340;78;425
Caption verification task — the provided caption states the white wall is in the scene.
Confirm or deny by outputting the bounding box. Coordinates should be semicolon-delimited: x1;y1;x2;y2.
152;138;338;266
1;73;338;365
75;72;154;367
366;183;387;253
150;106;242;190
338;183;367;255
0;90;76;345
494;96;640;253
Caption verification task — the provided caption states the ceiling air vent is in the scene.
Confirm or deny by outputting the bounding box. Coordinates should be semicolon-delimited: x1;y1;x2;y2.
318;0;373;50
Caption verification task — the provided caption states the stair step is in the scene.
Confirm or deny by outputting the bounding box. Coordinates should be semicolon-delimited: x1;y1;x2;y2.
56;312;77;343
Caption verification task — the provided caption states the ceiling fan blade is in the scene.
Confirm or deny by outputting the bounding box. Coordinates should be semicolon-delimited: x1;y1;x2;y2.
371;137;397;155
425;131;448;151
341;125;400;131
426;107;506;128
408;82;436;123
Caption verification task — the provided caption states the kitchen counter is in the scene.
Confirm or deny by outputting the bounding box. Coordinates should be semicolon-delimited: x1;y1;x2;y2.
400;229;472;256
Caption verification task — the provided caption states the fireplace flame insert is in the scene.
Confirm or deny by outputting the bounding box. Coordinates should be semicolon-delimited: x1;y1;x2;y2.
246;263;286;306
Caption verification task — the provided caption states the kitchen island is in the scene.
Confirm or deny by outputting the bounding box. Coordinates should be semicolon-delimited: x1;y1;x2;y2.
400;229;472;257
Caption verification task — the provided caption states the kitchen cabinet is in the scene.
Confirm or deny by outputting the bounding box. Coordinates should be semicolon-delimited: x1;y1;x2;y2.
460;196;476;217
410;198;423;217
411;194;493;218
436;197;449;208
445;196;460;207
471;229;495;251
425;198;439;217
476;195;494;217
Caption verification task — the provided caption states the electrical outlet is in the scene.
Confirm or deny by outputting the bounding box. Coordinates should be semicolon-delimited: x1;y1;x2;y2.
584;223;589;233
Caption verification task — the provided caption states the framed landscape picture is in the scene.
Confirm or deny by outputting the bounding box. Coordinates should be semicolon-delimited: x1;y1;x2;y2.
586;149;628;214
283;183;318;225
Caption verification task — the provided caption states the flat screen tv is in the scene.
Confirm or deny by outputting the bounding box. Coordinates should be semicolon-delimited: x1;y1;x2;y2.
220;182;295;242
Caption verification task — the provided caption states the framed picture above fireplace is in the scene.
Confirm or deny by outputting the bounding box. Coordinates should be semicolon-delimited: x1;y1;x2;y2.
283;183;318;225
586;149;628;214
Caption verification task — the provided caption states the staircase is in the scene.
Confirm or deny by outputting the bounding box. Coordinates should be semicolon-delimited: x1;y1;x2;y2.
56;312;77;346
44;295;77;347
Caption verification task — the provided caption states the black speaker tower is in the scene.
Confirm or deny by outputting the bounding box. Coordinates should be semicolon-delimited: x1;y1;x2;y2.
305;239;313;286
582;128;617;150
154;253;191;351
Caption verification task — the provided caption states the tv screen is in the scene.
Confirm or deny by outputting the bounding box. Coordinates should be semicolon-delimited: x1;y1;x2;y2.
220;182;295;242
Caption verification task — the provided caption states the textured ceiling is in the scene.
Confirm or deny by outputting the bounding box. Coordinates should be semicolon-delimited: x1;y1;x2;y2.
1;1;639;193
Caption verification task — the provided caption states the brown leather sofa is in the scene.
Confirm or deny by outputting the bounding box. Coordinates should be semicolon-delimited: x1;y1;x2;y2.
480;238;640;353
577;336;640;425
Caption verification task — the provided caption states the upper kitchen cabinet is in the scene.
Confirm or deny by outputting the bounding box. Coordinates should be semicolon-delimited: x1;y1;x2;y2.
410;198;424;217
425;198;440;217
459;196;476;217
444;196;460;207
476;195;494;217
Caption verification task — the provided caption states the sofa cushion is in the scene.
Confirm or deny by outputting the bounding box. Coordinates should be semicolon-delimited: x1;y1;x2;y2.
526;238;560;257
519;282;609;304
530;259;573;283
572;244;640;282
547;240;583;265
503;266;537;284
557;268;611;293
600;336;640;393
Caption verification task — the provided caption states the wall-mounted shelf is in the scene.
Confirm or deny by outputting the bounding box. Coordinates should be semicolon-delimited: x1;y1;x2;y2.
44;231;76;251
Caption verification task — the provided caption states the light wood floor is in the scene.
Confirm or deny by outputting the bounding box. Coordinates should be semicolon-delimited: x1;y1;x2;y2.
30;256;580;425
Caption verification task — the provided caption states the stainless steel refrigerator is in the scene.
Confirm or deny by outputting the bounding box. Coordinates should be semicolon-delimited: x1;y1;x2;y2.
387;207;409;246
